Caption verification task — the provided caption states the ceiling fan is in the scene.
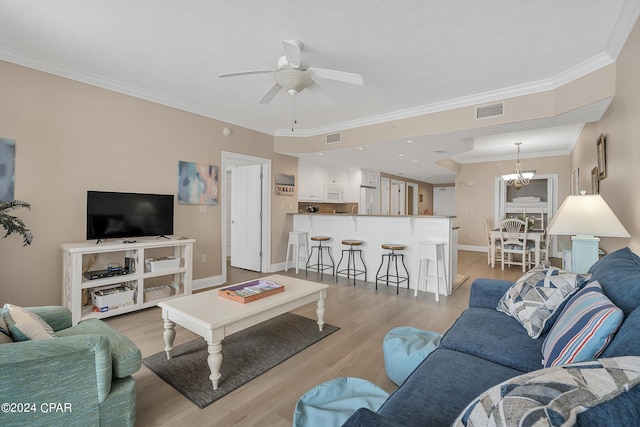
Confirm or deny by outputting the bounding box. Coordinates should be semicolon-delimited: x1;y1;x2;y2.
218;40;364;105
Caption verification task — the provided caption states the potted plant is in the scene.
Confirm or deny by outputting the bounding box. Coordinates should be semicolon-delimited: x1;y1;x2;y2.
516;213;535;231
0;200;33;246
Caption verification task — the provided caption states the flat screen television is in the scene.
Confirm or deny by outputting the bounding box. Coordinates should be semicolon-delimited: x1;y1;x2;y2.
86;191;174;240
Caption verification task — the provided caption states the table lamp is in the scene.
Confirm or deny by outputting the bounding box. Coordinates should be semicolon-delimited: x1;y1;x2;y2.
547;191;630;273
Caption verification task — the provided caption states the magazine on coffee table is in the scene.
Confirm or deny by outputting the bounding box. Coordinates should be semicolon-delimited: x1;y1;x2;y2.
218;279;284;303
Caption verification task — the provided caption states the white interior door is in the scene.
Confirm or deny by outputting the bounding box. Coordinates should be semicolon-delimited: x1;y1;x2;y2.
390;179;405;215
433;187;455;216
380;177;390;215
230;164;262;271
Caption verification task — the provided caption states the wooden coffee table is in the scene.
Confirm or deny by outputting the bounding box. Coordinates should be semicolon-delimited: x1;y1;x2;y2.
158;274;329;390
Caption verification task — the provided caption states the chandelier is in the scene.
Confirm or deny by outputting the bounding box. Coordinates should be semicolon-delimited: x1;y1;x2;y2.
501;142;535;189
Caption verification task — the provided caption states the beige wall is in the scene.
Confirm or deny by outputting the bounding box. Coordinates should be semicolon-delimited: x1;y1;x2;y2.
0;60;297;306
455;156;570;248
570;19;640;254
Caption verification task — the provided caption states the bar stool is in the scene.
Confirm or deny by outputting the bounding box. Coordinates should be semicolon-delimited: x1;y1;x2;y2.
416;240;447;301
306;236;335;279
285;231;309;274
335;240;367;285
375;244;409;294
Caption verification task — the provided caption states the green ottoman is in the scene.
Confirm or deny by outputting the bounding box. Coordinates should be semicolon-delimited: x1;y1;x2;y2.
293;377;389;427
383;326;442;385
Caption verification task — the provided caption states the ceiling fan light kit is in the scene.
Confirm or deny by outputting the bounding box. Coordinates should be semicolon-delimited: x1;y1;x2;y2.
219;39;363;104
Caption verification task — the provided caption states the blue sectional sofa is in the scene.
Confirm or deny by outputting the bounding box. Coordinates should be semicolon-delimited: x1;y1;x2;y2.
343;247;640;426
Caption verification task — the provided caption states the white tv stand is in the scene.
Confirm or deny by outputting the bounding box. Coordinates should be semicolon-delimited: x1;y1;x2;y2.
61;237;195;325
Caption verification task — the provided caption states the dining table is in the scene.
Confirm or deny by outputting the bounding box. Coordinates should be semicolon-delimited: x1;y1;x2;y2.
489;229;546;268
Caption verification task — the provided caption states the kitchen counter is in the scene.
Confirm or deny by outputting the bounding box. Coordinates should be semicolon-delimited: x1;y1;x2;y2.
292;213;455;218
292;213;458;297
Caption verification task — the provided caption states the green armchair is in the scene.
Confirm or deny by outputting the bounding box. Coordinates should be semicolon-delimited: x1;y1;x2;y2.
0;306;141;427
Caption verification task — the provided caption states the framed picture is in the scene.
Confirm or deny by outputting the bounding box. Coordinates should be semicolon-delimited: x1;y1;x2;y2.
177;161;219;205
275;173;295;196
597;133;607;180
591;166;599;194
571;168;579;195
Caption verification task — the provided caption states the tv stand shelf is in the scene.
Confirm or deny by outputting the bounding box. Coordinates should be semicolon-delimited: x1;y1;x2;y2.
61;237;195;325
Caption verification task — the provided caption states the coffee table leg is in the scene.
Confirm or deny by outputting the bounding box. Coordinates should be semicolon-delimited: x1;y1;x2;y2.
316;297;325;331
208;341;223;390
163;319;176;360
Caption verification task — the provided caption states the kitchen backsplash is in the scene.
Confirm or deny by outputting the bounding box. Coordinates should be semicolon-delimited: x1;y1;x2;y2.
298;202;358;214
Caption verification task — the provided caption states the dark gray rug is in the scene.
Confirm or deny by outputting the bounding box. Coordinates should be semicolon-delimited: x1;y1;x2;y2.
143;313;339;408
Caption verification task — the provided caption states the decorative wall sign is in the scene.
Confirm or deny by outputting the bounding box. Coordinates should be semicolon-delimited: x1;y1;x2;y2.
0;138;16;202
178;161;219;205
597;133;607;180
275;173;295;196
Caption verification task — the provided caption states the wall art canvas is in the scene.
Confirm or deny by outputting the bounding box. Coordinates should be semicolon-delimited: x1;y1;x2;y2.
275;173;295;195
178;161;218;205
0;138;16;202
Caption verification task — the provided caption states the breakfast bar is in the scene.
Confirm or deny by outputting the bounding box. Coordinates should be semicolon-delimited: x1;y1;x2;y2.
292;214;458;297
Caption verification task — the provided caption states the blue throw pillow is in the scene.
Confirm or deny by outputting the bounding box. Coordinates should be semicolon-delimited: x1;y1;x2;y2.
542;281;623;368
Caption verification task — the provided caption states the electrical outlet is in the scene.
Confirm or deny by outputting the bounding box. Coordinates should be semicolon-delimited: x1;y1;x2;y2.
201;254;207;264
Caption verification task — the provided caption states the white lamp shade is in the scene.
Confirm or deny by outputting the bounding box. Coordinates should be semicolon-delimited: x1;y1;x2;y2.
547;194;630;237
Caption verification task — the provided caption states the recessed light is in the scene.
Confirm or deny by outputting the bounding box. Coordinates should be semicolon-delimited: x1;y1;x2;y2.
397;154;405;157
357;146;365;150
317;153;324;156
405;139;414;144
412;159;419;163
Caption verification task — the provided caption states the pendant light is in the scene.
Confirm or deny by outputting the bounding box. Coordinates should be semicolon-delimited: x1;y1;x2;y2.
501;142;535;189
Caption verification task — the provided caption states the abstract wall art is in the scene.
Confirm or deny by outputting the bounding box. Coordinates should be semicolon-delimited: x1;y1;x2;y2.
178;161;219;205
0;138;16;202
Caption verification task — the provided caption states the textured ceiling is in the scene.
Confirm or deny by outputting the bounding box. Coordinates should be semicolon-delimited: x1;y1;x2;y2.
0;1;638;182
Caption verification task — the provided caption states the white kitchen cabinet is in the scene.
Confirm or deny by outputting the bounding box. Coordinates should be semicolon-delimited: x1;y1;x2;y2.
361;170;379;188
323;166;347;187
298;161;324;201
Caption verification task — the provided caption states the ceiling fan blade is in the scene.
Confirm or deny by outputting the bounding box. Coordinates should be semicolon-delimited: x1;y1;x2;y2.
218;69;273;78
258;82;282;104
306;81;335;106
308;67;364;85
282;40;302;68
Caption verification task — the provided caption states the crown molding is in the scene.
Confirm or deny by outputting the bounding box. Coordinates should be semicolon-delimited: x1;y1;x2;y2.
275;52;614;138
0;45;618;139
0;47;276;136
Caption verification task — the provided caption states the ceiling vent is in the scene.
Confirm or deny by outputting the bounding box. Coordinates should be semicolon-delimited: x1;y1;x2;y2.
325;132;342;144
475;102;504;119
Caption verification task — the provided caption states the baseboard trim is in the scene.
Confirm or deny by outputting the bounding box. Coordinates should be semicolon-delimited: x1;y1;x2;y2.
193;275;224;291
458;245;486;252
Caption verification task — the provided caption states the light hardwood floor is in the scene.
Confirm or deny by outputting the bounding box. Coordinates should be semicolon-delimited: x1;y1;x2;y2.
105;251;552;427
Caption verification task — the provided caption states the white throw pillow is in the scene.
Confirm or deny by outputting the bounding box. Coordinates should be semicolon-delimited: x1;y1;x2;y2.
2;304;56;341
497;264;590;338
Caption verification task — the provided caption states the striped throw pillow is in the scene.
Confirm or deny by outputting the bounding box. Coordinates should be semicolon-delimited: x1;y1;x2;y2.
542;281;623;368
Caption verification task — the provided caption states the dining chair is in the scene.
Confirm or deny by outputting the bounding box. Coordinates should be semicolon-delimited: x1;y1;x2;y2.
482;217;502;265
500;218;532;272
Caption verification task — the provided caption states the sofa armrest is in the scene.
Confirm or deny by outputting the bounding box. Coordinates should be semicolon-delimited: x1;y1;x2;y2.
0;334;112;404
341;408;407;427
25;306;72;331
468;279;514;309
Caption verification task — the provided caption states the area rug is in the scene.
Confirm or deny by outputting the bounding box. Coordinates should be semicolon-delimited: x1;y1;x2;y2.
142;313;339;408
